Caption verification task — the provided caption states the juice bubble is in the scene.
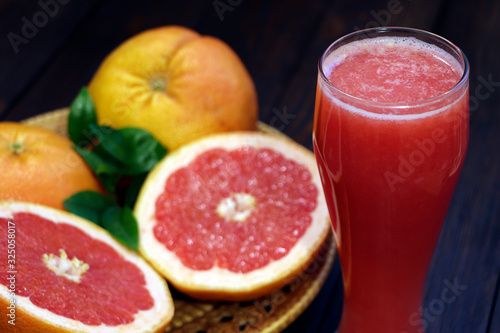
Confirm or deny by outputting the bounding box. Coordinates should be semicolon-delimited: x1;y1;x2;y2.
322;36;463;107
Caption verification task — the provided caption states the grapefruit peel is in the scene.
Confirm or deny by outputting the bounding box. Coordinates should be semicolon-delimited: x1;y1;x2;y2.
135;132;331;301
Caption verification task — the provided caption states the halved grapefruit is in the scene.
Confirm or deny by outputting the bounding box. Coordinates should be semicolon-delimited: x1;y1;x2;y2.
0;201;174;333
135;132;331;301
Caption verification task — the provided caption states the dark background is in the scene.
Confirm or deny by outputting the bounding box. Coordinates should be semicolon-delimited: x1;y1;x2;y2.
1;0;499;332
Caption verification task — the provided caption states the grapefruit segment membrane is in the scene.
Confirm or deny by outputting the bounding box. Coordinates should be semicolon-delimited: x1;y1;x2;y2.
0;201;174;333
135;132;331;301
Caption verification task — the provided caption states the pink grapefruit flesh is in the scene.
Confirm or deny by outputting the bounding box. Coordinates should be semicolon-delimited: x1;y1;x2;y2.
0;201;174;333
154;146;319;273
135;132;331;301
0;213;152;325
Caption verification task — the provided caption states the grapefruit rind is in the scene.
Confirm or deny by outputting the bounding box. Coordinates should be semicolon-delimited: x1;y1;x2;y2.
0;122;105;210
0;201;174;333
135;132;331;301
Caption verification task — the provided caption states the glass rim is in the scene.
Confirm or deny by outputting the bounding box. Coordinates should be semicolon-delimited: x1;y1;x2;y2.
318;26;470;110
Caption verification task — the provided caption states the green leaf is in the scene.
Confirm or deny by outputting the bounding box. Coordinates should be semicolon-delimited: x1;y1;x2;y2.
68;87;98;146
83;126;167;176
117;127;168;175
73;145;122;194
90;125;130;163
102;206;139;251
63;191;115;226
65;86;169;252
124;173;148;208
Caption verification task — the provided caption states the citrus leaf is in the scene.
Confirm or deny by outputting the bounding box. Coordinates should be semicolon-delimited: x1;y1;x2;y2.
63;191;115;226
117;128;168;175
102;206;139;251
124;173;148;208
68;87;98;146
86;126;166;176
90;125;130;164
73;145;122;194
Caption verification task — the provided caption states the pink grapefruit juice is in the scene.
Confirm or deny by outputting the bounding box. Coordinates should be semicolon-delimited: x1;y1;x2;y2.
313;31;469;332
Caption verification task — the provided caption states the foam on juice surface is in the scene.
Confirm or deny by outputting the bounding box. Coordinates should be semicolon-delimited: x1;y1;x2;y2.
323;37;463;105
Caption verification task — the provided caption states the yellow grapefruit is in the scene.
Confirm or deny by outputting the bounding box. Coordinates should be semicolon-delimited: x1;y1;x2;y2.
0;201;174;332
0;122;104;210
88;25;258;151
135;132;331;301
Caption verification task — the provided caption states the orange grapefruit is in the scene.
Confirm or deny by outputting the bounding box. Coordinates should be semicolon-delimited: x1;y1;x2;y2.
0;122;104;210
135;132;331;301
0;201;174;333
88;25;258;151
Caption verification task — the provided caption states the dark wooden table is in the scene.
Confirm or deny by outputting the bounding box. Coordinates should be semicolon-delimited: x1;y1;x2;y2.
1;0;499;332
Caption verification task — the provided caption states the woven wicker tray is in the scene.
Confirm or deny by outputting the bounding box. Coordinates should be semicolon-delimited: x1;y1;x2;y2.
22;108;336;333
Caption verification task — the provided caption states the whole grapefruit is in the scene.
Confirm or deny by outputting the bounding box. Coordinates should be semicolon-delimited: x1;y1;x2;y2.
0;122;104;210
0;201;174;332
88;25;258;151
135;132;331;301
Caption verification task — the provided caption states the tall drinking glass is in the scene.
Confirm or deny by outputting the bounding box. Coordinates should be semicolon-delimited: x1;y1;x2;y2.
312;27;469;332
